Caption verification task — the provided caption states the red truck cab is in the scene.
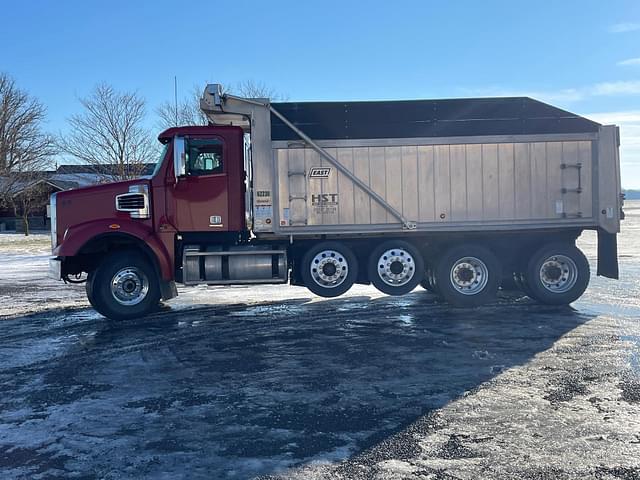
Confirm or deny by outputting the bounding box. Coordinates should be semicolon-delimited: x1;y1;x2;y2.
50;125;249;319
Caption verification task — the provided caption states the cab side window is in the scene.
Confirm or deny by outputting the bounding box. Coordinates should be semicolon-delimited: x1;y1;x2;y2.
186;138;223;176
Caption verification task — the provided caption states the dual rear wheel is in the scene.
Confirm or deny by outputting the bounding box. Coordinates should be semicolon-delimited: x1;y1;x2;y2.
300;240;424;298
299;240;590;307
428;242;589;306
368;241;424;295
431;245;501;307
516;243;590;305
300;242;358;297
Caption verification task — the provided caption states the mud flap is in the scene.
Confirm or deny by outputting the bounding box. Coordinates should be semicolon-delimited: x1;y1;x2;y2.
160;280;178;300
597;229;619;279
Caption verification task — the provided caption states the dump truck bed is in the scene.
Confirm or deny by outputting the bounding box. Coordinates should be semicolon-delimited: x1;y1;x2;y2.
261;99;620;236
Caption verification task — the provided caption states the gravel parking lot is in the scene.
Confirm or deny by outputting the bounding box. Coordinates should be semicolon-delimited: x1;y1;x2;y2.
0;203;639;479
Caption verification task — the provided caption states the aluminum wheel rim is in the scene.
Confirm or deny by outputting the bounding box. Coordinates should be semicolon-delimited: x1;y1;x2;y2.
539;255;578;294
450;256;489;295
310;250;349;288
377;248;415;287
110;267;149;306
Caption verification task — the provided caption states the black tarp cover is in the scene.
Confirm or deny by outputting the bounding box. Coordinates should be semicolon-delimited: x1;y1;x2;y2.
270;97;600;141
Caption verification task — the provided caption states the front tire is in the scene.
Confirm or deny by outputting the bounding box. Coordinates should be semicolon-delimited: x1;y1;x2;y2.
85;270;98;309
434;244;500;307
300;242;358;297
524;243;590;305
88;250;161;320
368;240;424;295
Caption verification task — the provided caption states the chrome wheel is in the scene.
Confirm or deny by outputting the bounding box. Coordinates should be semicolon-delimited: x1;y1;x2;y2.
110;267;149;306
376;248;415;287
309;250;349;288
450;256;489;295
539;255;578;294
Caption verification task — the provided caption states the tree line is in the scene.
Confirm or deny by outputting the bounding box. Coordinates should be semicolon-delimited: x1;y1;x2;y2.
0;73;279;234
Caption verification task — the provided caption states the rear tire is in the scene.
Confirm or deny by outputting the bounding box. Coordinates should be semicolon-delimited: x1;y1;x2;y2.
368;240;424;295
524;243;590;305
300;242;358;297
421;265;440;295
513;271;535;298
88;250;161;320
434;244;500;307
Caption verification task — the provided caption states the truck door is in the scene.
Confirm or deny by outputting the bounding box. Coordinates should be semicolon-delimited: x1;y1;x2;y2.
172;135;231;232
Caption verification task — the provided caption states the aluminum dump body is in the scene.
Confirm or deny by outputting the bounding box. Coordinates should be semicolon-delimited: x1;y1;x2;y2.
199;88;622;236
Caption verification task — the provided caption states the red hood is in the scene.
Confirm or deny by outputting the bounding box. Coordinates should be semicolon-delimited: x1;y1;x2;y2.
56;178;150;197
53;178;152;248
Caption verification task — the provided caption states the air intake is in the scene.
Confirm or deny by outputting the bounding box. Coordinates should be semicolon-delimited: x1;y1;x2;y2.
115;185;150;219
117;194;145;210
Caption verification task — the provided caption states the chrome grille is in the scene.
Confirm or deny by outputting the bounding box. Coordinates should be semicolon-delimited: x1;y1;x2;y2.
117;194;146;210
115;185;150;219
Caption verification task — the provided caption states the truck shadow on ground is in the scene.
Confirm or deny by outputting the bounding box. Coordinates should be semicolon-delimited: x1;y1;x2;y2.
0;292;595;479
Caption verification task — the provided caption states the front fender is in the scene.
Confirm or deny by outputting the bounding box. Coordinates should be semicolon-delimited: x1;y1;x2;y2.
54;219;173;281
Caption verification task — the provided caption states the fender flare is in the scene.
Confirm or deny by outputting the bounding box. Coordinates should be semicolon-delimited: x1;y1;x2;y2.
55;219;173;281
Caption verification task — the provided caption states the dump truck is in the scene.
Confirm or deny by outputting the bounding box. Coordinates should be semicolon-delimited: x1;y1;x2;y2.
49;84;624;319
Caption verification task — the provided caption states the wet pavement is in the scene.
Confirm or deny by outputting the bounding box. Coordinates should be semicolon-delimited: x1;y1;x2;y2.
0;204;639;479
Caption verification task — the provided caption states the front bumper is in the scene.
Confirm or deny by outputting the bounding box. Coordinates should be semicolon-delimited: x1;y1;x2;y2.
48;258;62;281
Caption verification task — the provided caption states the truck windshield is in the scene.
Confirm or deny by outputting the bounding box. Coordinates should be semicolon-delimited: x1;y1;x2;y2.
151;144;169;178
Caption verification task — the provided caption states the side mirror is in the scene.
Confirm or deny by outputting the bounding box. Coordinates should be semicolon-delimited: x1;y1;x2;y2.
173;136;186;181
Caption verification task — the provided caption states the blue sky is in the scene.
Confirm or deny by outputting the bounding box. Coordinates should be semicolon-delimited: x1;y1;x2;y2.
2;0;640;187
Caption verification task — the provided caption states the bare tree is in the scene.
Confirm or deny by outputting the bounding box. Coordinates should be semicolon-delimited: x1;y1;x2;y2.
0;73;55;175
0;72;56;235
9;176;51;236
59;84;155;181
156;80;286;130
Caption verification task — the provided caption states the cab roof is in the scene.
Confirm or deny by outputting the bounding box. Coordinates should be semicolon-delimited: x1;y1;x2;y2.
157;125;242;144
